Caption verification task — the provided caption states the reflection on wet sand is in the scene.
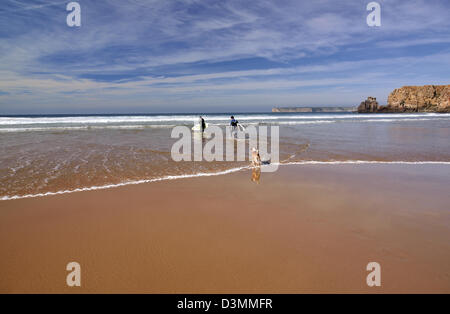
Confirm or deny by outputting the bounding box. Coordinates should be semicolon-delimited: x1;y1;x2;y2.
251;167;261;184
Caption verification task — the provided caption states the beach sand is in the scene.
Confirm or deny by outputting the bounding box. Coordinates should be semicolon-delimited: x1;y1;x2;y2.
0;164;449;293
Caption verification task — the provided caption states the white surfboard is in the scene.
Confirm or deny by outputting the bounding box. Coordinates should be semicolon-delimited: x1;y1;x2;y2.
192;122;209;132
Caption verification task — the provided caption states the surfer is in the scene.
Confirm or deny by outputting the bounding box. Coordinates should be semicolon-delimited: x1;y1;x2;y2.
229;115;237;138
231;115;246;131
199;116;206;133
229;115;246;138
229;115;247;138
230;116;239;130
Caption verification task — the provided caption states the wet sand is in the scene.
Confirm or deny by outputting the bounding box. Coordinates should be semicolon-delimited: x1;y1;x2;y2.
0;164;449;293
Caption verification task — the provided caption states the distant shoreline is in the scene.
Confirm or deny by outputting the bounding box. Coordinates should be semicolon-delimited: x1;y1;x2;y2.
272;106;356;113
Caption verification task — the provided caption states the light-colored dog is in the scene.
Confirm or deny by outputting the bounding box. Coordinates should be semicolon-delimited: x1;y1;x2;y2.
251;147;261;167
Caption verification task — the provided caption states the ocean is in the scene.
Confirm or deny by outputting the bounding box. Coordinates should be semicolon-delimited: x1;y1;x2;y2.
1;112;450;200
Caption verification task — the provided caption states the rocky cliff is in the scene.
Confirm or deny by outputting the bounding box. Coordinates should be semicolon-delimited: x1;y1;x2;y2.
387;85;449;113
358;85;450;113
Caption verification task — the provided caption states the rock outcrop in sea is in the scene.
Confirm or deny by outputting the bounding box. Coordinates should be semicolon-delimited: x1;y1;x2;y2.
357;97;379;113
358;85;450;113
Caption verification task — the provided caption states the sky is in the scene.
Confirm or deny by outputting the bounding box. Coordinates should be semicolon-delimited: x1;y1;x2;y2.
0;0;449;114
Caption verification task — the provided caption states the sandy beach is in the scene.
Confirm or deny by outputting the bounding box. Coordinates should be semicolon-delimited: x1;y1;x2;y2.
1;163;449;293
2;0;450;298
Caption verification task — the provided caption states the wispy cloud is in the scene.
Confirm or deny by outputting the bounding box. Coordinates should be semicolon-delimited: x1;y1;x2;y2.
0;0;68;13
0;0;449;113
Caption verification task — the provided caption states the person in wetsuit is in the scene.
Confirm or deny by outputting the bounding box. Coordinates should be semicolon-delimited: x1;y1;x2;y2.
230;116;239;129
199;116;206;133
230;115;240;137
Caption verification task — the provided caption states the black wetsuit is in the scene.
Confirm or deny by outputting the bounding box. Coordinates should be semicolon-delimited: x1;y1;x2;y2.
201;118;206;132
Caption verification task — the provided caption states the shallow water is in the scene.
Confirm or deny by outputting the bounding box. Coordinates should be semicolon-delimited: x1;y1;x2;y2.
1;112;449;199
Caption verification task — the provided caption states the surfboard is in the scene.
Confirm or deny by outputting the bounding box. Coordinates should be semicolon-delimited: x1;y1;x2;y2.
192;123;209;132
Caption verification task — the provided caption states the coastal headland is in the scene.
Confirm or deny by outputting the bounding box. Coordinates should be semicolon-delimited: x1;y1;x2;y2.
358;85;450;113
273;85;450;113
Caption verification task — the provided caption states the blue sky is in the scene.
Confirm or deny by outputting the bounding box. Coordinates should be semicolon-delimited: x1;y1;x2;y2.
0;0;449;114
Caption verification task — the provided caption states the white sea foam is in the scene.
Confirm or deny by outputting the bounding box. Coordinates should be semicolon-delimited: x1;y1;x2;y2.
0;115;198;125
1;160;449;201
267;118;449;125
1;113;449;132
360;118;448;122
275;120;335;125
281;160;450;165
1;113;449;127
0;166;250;201
0;124;178;132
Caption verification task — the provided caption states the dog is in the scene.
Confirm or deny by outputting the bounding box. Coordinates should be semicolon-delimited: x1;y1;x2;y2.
251;147;261;167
